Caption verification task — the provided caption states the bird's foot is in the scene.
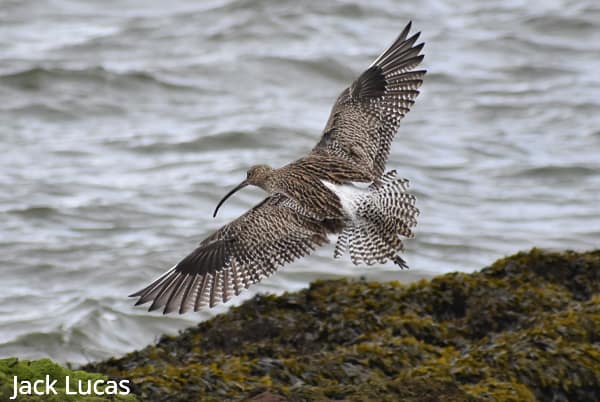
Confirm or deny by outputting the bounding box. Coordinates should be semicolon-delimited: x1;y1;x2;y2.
393;255;410;269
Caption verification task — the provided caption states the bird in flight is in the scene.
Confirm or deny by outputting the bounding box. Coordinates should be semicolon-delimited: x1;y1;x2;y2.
131;22;425;314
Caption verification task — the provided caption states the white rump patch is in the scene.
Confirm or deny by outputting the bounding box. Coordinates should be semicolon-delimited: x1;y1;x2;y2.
321;180;368;218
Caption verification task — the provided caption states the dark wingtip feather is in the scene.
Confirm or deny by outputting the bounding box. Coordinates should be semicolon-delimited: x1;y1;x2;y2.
371;21;423;68
132;196;329;314
129;282;156;298
178;275;199;315
402;21;412;39
413;41;424;54
162;274;187;314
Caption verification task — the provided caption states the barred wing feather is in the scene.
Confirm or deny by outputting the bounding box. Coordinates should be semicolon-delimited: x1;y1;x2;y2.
312;21;426;178
129;195;328;314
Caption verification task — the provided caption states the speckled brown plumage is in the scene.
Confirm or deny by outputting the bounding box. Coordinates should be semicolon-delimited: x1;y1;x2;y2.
131;22;426;314
131;194;331;313
312;22;425;178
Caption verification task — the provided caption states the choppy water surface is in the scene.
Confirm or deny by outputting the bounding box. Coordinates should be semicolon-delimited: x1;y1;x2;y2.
1;0;599;365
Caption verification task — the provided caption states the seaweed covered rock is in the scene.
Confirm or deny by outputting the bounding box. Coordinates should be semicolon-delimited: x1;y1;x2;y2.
84;249;600;401
0;358;138;401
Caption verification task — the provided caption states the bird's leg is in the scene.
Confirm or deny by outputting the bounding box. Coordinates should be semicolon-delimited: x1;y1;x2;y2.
392;255;410;269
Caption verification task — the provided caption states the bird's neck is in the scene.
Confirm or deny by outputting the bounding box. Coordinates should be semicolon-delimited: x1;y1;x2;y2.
254;173;277;194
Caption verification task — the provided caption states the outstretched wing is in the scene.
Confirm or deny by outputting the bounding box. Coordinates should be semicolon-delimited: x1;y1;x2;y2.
130;195;328;314
311;21;426;179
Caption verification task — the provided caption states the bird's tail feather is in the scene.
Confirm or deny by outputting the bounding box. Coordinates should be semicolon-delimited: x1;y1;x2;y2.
334;170;418;267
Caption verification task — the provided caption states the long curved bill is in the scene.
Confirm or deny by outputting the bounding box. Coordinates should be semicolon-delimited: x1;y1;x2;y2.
213;180;248;218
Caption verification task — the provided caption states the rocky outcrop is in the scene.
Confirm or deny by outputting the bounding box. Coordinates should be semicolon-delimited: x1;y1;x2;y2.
82;249;600;402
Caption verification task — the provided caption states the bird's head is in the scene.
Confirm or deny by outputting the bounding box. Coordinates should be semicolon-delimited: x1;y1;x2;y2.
213;164;274;218
245;164;273;186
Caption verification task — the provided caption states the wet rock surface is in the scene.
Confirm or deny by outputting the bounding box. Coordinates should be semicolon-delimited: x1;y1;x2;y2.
83;249;600;401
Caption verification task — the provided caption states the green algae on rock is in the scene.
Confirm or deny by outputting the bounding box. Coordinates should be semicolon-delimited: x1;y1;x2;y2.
83;249;600;401
0;358;138;402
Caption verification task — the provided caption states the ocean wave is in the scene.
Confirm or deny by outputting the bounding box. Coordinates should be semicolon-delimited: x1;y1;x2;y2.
0;102;78;118
256;55;353;82
123;125;311;154
0;66;196;91
524;14;599;35
6;205;58;218
500;165;598;179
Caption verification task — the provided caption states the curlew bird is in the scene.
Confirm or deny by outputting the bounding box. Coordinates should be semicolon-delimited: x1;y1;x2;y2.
130;22;425;314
